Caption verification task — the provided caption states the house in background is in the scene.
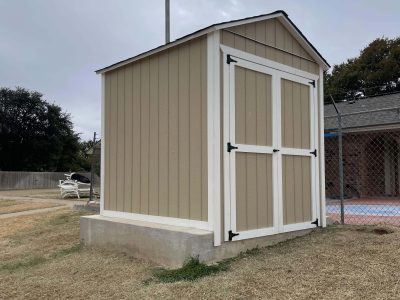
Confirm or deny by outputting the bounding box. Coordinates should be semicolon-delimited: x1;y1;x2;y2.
81;10;329;266
325;92;400;199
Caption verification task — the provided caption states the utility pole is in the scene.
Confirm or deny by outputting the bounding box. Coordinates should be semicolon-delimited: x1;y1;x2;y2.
165;0;170;43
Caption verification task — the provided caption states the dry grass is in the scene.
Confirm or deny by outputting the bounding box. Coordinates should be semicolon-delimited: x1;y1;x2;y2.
0;199;61;214
0;188;100;200
0;188;61;199
1;210;400;300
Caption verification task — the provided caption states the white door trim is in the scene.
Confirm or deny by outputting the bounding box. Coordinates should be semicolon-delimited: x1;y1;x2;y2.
223;55;279;241
223;51;320;241
220;44;319;81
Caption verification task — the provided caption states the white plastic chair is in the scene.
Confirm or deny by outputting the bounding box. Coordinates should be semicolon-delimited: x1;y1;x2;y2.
58;180;80;199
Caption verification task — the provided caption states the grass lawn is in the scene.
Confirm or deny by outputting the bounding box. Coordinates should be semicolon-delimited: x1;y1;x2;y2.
0;199;62;214
0;188;62;199
1;209;400;299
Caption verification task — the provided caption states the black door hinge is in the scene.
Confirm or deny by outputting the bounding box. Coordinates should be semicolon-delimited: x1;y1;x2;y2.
228;230;239;241
226;54;237;64
310;149;317;157
227;142;238;152
309;80;315;88
311;218;319;226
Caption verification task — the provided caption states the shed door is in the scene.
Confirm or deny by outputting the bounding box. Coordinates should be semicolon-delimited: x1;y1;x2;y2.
223;55;319;242
279;75;318;232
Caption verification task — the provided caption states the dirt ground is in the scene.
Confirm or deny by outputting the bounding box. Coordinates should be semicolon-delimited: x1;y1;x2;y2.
1;203;400;299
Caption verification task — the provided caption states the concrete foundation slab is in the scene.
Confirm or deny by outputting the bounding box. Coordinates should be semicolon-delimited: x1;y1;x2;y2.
80;215;313;267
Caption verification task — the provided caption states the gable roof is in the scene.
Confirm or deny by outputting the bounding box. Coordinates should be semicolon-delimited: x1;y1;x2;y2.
96;10;330;74
324;92;400;131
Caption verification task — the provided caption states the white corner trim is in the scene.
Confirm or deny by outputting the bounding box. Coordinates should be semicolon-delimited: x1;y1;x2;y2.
100;74;105;214
220;45;319;81
207;30;222;246
319;67;327;227
102;210;210;231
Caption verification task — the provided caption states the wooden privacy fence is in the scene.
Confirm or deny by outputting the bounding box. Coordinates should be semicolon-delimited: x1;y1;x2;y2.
0;171;100;190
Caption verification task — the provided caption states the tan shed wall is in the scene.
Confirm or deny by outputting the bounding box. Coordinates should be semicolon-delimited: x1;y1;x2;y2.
104;36;208;221
221;18;319;75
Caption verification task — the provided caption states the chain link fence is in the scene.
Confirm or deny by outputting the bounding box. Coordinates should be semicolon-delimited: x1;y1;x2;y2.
325;94;400;225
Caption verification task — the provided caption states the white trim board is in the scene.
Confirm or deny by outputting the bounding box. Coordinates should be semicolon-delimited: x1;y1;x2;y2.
100;74;105;214
102;210;211;231
207;31;222;246
220;45;319;81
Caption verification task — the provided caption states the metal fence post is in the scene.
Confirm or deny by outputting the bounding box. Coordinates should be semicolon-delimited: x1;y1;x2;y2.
89;132;96;202
330;96;345;224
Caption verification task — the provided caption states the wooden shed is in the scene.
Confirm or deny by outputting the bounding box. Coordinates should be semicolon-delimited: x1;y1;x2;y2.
81;10;330;266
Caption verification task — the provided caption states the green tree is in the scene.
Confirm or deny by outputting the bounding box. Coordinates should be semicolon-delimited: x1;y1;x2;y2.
324;37;400;103
0;87;89;171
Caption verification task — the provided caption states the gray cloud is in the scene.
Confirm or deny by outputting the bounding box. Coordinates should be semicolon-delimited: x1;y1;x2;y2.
1;0;399;140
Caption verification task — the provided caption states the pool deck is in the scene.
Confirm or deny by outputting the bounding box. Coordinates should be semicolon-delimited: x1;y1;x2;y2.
326;197;400;225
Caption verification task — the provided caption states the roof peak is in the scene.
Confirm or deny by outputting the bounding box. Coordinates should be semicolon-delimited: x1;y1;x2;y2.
96;10;329;74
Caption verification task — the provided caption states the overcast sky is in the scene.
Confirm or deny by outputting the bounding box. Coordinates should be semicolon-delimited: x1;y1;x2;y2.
1;0;399;140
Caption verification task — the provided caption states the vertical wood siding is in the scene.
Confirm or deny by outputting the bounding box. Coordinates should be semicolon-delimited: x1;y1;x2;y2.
235;66;272;146
221;19;319;75
282;155;312;224
103;37;208;221
281;79;311;149
236;152;274;231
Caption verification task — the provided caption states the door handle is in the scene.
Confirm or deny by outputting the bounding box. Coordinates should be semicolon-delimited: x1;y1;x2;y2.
273;149;280;153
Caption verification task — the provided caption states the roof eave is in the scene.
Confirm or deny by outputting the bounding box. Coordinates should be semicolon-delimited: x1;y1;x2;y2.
96;10;330;74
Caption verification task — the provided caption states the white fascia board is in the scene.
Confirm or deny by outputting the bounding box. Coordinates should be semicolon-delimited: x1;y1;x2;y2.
214;12;284;31
278;16;330;71
96;27;217;75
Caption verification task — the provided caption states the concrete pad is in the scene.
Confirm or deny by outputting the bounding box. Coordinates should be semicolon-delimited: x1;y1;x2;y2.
80;215;313;267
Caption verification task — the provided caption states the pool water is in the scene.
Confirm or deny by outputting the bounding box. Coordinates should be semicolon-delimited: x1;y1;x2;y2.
326;204;400;217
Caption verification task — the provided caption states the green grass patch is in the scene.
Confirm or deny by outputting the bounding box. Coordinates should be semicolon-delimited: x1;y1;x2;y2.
0;256;46;272
51;244;82;258
153;257;231;283
46;210;91;227
0;199;17;208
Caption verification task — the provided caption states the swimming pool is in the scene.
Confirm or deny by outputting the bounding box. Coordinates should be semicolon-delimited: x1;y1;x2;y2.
326;204;400;217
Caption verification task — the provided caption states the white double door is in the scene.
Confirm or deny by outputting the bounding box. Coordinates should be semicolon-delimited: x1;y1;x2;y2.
223;55;319;241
